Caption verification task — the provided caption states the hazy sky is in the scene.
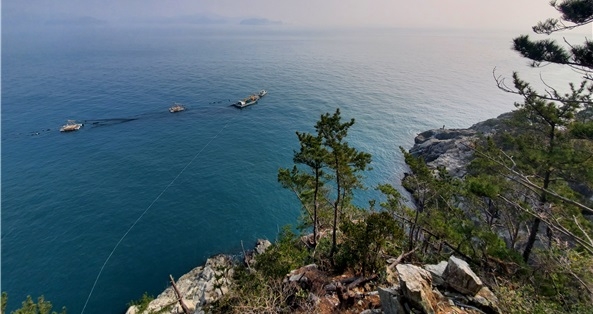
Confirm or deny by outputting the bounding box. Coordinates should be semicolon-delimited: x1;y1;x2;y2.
2;0;580;30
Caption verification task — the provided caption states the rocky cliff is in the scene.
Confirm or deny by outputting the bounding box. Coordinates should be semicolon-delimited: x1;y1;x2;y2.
409;112;512;177
125;114;517;314
127;241;501;314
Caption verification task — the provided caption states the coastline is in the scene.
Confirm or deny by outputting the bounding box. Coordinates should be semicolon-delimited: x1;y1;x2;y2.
126;113;515;314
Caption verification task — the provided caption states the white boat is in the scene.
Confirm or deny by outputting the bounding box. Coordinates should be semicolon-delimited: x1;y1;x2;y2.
169;103;186;113
232;90;267;108
60;120;83;132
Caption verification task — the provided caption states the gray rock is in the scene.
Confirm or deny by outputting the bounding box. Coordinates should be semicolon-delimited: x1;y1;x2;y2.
396;264;437;314
124;305;138;314
136;255;233;314
442;256;483;295
409;128;477;177
471;286;501;314
254;239;272;255
423;261;448;286
409;112;512;178
288;273;309;283
284;264;318;284
378;287;405;314
308;292;320;305
360;309;383;314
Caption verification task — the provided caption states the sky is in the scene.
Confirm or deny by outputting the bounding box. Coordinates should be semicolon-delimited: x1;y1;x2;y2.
2;0;588;31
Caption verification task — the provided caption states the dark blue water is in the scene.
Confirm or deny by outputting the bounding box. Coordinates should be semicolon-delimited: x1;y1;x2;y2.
2;26;585;313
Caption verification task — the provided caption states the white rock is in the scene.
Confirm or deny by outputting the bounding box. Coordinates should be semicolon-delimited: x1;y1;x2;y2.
396;264;437;314
442;256;483;295
423;261;448;286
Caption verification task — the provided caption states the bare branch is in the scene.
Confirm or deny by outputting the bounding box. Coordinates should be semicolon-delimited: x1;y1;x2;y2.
169;275;191;314
468;142;593;216
387;247;418;270
493;68;593;104
498;196;593;254
540;73;560;99
574;215;593;247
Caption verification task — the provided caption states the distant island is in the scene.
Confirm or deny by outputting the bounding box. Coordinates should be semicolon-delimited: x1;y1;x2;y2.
44;16;107;26
239;18;282;26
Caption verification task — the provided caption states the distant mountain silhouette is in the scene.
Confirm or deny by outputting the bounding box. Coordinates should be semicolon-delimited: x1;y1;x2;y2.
45;16;107;26
155;15;228;25
240;18;282;26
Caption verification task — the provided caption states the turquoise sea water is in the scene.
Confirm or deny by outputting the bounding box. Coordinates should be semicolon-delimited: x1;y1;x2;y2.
2;26;585;313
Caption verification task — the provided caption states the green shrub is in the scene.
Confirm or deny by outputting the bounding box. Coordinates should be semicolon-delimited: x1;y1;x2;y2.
1;293;66;314
496;284;591;314
255;226;309;279
127;292;154;313
336;211;403;275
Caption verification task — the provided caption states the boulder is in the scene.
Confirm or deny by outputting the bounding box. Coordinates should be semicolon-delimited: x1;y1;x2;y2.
442;256;483;295
396;264;437;314
471;286;501;314
423;261;448;286
378;287;406;314
254;239;272;255
285;264;319;284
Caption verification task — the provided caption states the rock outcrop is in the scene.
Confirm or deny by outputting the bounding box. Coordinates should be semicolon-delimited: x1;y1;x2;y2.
379;255;501;314
442;256;483;295
423;261;447;287
244;238;272;267
409;113;512;177
126;239;272;314
126;255;233;314
395;264;438;313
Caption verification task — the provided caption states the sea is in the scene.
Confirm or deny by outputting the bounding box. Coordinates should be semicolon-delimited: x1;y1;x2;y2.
2;25;587;313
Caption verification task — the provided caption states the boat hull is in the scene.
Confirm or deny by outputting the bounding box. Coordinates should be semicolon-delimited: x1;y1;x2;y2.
232;90;267;108
232;100;258;108
60;124;83;132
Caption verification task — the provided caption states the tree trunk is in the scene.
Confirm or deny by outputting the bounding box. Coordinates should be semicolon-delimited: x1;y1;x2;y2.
522;217;540;262
313;168;320;247
522;127;555;262
329;154;341;260
169;275;191;314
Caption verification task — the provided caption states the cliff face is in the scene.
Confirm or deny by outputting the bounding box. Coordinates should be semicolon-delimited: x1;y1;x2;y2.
127;113;510;314
409;113;512;177
126;255;234;314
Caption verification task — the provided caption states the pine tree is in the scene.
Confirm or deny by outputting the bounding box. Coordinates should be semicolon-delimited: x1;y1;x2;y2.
279;109;371;260
278;131;327;247
495;0;593;262
315;109;371;260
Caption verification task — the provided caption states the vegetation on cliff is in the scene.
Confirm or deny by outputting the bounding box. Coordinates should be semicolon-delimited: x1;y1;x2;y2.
5;1;593;313
1;293;66;314
208;3;593;312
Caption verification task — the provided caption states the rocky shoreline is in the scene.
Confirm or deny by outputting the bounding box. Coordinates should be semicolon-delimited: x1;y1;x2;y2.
409;112;512;178
126;114;513;314
127;243;501;314
125;255;234;314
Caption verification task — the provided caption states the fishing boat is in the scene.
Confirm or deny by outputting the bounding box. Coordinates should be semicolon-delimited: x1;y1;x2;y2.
169;103;186;113
60;120;83;132
233;90;268;108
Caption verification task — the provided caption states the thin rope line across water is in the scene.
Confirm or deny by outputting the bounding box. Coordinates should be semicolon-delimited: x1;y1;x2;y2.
80;114;238;314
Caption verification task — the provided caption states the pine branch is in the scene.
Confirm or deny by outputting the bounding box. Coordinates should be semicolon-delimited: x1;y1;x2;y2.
467;142;593;215
493;68;593;105
498;196;593;254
